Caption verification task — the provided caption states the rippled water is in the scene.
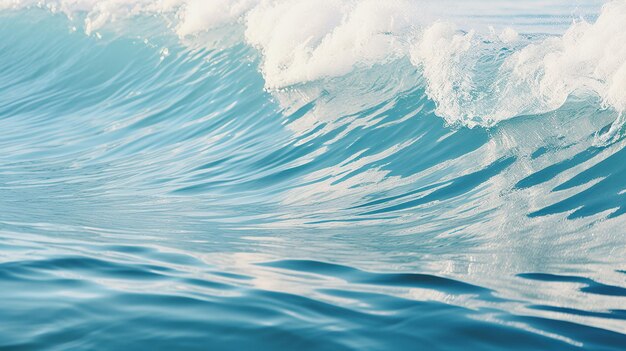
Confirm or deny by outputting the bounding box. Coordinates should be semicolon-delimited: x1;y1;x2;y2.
1;1;625;350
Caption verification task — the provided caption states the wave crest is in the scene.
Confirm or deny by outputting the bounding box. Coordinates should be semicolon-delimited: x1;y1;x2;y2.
411;0;626;127
1;0;624;128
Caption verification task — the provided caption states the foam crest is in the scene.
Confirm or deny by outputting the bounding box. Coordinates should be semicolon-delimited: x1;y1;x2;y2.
245;0;416;88
409;23;478;125
410;0;626;126
0;0;256;35
0;0;622;128
175;0;257;36
0;0;175;34
502;0;626;116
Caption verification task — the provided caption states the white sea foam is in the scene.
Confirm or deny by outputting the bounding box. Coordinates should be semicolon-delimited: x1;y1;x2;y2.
498;27;519;43
245;0;417;88
174;0;257;36
409;0;626;126
243;0;625;128
1;0;622;128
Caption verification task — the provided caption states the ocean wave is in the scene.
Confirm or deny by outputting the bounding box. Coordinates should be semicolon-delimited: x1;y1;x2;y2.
1;0;622;128
1;1;625;350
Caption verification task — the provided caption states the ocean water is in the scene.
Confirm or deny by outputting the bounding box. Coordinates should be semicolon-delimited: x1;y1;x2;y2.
1;0;625;350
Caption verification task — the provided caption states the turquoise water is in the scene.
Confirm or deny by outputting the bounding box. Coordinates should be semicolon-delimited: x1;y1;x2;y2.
1;1;625;350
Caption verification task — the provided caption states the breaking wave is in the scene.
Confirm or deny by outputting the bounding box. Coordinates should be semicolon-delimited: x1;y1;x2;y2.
0;1;625;350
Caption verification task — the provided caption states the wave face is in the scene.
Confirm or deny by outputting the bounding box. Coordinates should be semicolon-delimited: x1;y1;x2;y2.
1;1;626;350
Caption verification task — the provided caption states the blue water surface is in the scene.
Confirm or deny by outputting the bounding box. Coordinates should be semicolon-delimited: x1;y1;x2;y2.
0;5;625;350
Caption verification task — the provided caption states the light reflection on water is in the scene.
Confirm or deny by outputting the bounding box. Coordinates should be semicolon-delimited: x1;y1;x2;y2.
1;2;625;350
